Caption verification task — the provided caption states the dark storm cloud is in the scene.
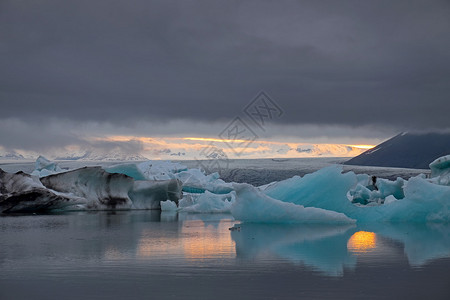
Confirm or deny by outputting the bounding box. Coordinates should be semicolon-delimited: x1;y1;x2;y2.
1;0;449;129
0;119;83;151
0;118;144;154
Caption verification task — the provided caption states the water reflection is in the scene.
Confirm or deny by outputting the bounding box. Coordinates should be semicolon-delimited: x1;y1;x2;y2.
347;231;377;254
230;222;450;276
231;224;356;276
136;218;235;260
1;212;449;279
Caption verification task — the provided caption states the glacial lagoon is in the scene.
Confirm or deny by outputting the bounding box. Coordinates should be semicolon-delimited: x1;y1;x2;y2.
1;211;449;300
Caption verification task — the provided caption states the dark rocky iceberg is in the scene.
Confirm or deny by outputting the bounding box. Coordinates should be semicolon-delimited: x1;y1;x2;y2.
0;166;182;213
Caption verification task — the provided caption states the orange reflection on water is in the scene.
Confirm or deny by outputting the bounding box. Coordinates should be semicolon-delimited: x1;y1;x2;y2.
136;220;235;260
182;221;235;260
347;231;377;254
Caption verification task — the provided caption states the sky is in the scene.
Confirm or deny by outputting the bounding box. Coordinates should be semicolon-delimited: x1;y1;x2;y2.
1;0;449;160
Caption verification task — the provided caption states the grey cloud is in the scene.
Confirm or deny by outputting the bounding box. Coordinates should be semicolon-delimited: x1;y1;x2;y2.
0;118;144;155
0;0;449;133
88;139;144;154
0;119;83;151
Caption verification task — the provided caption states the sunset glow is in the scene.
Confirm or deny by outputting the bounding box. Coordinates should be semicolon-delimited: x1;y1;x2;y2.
86;135;375;159
183;137;254;143
347;145;376;149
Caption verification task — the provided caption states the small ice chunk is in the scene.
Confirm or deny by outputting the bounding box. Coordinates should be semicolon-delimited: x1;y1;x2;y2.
384;195;397;205
160;200;178;211
429;155;450;186
31;156;63;177
181;191;235;213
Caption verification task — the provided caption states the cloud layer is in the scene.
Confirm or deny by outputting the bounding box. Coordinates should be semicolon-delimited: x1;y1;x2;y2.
1;0;449;154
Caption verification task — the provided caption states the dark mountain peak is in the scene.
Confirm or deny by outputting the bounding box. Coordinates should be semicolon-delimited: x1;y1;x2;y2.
345;132;450;169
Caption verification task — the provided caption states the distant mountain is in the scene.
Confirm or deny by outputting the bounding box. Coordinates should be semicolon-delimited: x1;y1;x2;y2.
345;132;450;169
54;150;148;161
0;151;29;160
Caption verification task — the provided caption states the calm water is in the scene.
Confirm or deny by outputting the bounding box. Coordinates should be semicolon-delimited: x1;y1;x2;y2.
1;211;449;300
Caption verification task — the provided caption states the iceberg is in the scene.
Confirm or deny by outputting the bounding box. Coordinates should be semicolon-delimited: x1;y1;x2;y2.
106;161;232;194
106;160;188;181
40;167;183;210
129;179;182;210
161;191;235;213
30;155;64;177
40;166;135;210
2;154;450;222
232;163;450;223
0;160;184;212
160;199;178;211
429;154;450;185
231;183;356;224
348;177;405;205
0;168;85;213
180;191;235;213
105;163;147;180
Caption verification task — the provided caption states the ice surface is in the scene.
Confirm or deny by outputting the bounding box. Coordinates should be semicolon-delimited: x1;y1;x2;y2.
0;168;85;212
429;154;450;185
176;169;233;194
348;177;405;205
181;191;235;213
39;166;182;210
30;156;63;177
40;167;134;210
233;164;450;223
129;179;182;209
106;161;187;181
160;200;178;211
2;155;450;221
105;163;147;180
106;162;232;194
161;191;235;213
231;182;356;224
137;160;188;180
263;166;358;214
